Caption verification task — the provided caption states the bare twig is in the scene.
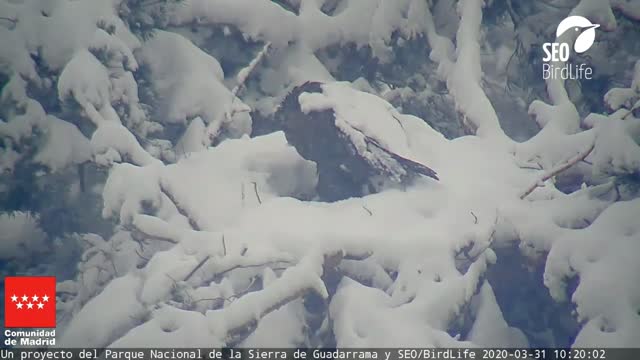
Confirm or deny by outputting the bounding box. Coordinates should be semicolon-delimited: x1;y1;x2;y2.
184;255;211;282
107;249;119;277
241;183;245;207
165;273;178;284
222;235;227;256
362;205;373;216
194;277;258;306
520;142;596;199
251;182;262;204
390;113;407;132
134;249;149;262
519;164;544;170
159;182;201;231
130;225;178;244
215;260;290;279
470;211;478;224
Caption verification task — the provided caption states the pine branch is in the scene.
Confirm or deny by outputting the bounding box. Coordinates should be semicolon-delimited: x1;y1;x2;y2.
231;42;271;98
520;142;596;199
206;42;271;143
159;182;201;231
222;253;328;345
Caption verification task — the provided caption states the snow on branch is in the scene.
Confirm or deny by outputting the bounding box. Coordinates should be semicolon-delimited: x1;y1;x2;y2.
159;182;202;231
232;42;272;98
424;0;509;143
520;141;596;199
206;42;271;144
208;252;328;344
130;214;182;244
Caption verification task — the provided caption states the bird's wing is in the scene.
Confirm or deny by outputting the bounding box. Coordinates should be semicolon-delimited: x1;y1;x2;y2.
364;135;439;181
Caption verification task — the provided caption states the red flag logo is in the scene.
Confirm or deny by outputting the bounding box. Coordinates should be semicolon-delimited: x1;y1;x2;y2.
4;276;56;328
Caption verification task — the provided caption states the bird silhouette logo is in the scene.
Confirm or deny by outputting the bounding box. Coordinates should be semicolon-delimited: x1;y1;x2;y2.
556;16;600;54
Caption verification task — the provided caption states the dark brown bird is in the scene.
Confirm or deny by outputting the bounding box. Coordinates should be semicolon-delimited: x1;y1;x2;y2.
276;81;438;201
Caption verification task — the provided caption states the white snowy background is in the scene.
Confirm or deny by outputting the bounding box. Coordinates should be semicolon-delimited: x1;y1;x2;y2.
1;0;639;349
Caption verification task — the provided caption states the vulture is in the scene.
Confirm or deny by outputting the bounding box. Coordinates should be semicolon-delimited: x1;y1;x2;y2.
275;81;438;201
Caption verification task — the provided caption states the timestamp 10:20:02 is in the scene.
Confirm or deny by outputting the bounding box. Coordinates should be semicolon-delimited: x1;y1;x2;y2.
480;348;607;359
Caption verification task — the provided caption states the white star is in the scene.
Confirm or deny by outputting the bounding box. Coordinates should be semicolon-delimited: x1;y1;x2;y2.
42;295;49;302
11;295;18;302
16;303;23;309
32;295;38;302
21;295;28;302
37;303;44;309
26;302;33;309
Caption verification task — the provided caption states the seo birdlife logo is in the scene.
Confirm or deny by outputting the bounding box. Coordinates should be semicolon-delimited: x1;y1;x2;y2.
542;16;599;80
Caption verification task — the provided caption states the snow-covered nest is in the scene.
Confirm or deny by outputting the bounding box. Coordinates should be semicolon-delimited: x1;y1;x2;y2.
58;73;640;346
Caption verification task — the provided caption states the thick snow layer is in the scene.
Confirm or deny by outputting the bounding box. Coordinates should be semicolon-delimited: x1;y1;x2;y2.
0;91;46;142
170;0;430;57
2;0;137;71
252;43;335;116
91;122;160;167
468;284;529;348
604;60;640;111
110;305;222;348
592;118;640;176
149;132;316;231
330;275;483;347
57;49;112;125
102;163;164;224
175;117;208;157
447;0;507;141
33;116;91;171
240;268;306;347
137;30;251;141
421;0;508;143
545;199;640;347
241;299;306;347
63;76;638;347
0;0;156;177
87;114;544;346
59;274;147;347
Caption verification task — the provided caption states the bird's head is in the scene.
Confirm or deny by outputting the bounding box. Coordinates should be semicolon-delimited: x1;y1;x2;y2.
569;24;599;35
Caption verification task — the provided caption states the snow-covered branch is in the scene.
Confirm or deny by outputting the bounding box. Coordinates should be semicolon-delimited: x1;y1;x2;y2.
520;141;596;199
205;41;271;145
232;42;272;98
423;0;509;143
208;252;328;344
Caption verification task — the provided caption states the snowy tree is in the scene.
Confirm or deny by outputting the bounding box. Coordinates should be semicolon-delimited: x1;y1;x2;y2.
1;0;639;349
